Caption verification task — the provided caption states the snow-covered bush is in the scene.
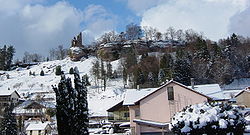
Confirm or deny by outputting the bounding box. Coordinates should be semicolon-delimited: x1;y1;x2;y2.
171;102;245;135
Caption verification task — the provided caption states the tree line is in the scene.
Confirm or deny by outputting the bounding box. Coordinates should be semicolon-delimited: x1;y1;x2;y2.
95;23;250;87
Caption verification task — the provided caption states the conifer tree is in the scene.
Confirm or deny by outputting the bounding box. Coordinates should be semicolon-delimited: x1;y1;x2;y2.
173;59;191;86
55;65;62;76
0;104;17;135
158;69;166;85
40;70;45;76
53;68;89;135
106;62;113;79
69;67;74;74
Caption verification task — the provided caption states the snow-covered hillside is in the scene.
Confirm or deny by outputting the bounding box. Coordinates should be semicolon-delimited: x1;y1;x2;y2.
0;57;125;116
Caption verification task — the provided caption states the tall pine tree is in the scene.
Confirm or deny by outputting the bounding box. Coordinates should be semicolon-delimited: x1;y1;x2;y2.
53;68;89;135
0;104;17;135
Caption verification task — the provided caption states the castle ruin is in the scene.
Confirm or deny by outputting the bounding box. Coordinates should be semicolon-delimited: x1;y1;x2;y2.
71;32;83;47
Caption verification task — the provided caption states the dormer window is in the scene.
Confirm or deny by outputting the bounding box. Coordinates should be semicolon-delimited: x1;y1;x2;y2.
167;87;174;100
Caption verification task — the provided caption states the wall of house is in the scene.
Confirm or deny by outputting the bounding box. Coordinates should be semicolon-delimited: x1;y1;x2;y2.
236;92;250;107
26;130;45;135
140;83;207;122
133;83;208;134
10;92;19;104
128;105;139;135
26;126;51;135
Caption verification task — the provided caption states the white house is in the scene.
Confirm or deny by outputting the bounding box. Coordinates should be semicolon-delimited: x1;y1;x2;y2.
26;122;52;135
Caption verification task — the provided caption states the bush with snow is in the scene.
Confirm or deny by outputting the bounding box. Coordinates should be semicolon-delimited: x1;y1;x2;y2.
171;102;245;135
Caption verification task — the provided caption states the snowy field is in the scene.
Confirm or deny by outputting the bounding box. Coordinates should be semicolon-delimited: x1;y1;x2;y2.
0;57;125;116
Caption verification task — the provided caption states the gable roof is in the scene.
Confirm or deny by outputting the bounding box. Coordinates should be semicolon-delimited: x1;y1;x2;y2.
123;80;211;106
135;80;211;104
123;88;158;106
0;89;20;98
188;84;225;100
235;87;250;98
107;101;124;112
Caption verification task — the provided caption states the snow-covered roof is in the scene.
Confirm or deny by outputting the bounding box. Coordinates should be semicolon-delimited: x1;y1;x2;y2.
234;87;250;98
123;88;158;106
133;119;169;128
0;89;17;96
13;100;55;114
188;84;225;100
26;122;50;131
222;78;250;90
123;80;212;105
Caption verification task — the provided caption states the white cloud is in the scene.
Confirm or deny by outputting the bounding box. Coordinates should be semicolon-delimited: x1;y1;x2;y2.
0;1;117;57
82;5;118;43
0;1;82;57
139;0;250;40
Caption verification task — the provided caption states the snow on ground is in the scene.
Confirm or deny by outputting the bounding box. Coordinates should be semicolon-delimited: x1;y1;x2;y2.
0;57;125;116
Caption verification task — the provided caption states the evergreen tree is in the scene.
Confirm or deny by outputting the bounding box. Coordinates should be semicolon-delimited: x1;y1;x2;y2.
0;104;17;135
0;45;15;71
52;68;89;135
147;72;155;86
29;71;32;76
74;68;89;134
6;46;15;71
83;74;91;86
69;67;74;74
52;74;72;135
136;68;145;85
55;65;62;76
106;62;113;79
40;70;45;76
158;69;166;85
173;59;192;86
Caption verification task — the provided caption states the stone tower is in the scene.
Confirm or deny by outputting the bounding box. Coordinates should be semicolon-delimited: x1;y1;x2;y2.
71;32;83;47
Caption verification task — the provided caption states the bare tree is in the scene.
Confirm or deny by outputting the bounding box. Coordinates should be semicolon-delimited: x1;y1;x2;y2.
176;29;185;41
125;23;142;40
166;27;176;40
143;26;157;41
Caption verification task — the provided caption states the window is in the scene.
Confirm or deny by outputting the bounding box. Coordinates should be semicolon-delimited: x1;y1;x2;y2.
135;109;140;117
124;112;129;117
167;87;174;100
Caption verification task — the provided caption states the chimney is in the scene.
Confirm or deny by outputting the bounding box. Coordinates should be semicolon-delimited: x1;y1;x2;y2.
137;85;140;90
191;78;195;89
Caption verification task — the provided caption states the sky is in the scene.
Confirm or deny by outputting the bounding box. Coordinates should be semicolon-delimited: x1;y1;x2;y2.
0;0;250;58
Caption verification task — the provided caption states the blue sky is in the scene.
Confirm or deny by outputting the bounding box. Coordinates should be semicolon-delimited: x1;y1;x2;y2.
0;0;249;57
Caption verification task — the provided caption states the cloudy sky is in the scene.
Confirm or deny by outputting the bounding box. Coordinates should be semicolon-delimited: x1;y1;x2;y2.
0;0;249;57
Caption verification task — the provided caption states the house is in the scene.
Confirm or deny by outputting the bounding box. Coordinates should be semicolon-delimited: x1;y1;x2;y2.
235;87;250;107
14;100;55;122
222;78;250;99
0;89;20;113
123;80;210;135
107;101;130;123
25;122;52;135
188;83;225;101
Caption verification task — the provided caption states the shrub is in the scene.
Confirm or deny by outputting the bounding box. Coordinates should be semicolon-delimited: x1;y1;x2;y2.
171;102;245;135
40;70;44;76
55;65;62;76
69;67;74;74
